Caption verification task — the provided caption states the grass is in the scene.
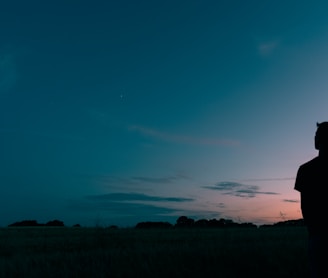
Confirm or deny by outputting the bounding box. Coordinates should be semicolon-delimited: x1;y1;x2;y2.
0;226;309;278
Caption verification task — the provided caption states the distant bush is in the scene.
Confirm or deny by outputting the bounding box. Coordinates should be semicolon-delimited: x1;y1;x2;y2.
135;221;173;229
45;220;64;227
8;220;41;227
175;216;257;229
259;219;304;228
8;219;65;227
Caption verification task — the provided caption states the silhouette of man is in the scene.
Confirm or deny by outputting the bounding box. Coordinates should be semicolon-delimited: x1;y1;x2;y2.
294;122;328;278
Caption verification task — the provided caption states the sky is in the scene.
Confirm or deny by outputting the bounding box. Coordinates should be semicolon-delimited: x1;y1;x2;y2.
1;0;328;227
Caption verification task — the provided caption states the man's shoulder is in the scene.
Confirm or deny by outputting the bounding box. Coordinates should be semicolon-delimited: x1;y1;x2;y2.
298;157;319;169
295;157;320;192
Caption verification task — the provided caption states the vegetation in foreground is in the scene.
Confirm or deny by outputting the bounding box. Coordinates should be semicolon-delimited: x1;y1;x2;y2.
0;225;309;278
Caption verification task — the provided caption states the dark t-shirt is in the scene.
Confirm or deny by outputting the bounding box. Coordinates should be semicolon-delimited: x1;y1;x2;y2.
295;156;328;234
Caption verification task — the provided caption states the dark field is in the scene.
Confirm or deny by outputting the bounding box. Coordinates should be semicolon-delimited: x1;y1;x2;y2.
0;226;309;278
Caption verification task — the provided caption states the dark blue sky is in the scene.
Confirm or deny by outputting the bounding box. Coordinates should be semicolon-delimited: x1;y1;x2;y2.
1;0;328;227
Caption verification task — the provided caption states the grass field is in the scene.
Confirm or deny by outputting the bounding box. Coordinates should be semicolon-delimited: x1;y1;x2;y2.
0;226;309;278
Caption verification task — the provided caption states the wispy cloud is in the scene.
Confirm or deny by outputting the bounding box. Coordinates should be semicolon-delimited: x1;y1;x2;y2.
203;181;279;198
68;192;194;226
283;199;299;203
86;192;194;202
67;191;230;227
0;52;16;93
242;177;295;182
92;173;189;191
258;40;280;56
129;125;239;146
130;176;181;184
68;200;179;220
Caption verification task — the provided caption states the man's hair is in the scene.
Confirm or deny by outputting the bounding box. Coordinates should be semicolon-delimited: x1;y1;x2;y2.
315;122;328;150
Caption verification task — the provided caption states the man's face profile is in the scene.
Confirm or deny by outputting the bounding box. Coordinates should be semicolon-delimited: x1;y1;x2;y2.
314;122;328;151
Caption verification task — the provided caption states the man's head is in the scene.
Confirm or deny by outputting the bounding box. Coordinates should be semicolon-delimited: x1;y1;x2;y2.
315;122;328;150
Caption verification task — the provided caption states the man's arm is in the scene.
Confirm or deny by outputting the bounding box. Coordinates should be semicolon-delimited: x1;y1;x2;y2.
294;166;303;192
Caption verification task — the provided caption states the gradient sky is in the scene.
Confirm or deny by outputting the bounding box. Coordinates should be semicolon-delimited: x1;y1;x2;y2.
1;0;328;227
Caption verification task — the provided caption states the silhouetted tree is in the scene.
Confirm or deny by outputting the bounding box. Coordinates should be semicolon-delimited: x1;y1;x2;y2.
194;219;209;228
136;221;173;229
176;216;195;228
175;217;258;229
239;222;257;228
208;218;225;228
8;220;41;227
45;220;65;227
8;219;67;227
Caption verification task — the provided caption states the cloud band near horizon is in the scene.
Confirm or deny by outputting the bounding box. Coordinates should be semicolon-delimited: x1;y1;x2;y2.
129;125;240;146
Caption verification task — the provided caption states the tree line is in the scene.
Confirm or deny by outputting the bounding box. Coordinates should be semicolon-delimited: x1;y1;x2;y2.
8;219;66;227
7;216;305;229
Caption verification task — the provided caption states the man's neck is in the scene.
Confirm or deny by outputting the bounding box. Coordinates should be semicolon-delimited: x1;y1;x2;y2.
319;150;328;158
